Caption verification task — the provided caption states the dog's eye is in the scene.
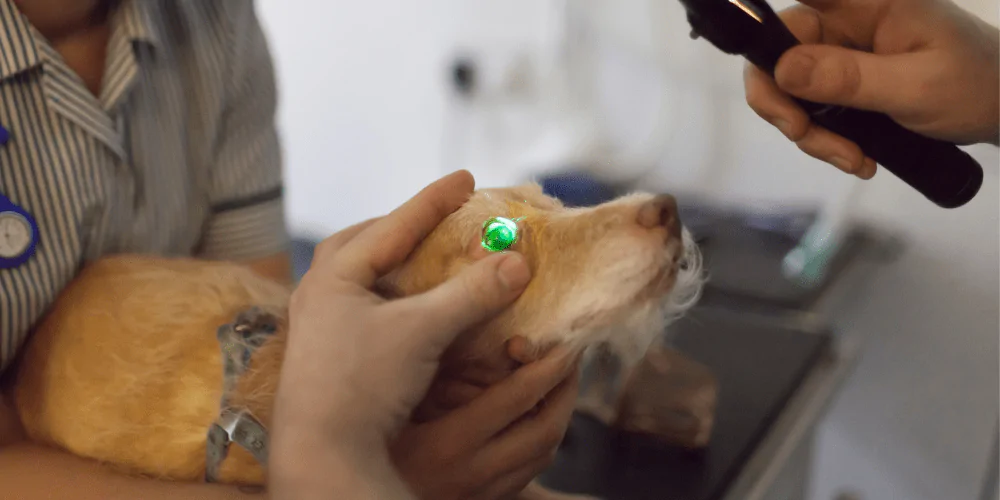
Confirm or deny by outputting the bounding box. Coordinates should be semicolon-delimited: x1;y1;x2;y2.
481;216;520;252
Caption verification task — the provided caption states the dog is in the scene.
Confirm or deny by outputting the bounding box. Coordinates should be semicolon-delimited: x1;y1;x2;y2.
11;182;703;498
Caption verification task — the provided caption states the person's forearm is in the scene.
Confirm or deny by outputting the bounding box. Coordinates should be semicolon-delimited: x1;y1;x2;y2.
270;450;411;500
0;442;263;500
269;428;414;500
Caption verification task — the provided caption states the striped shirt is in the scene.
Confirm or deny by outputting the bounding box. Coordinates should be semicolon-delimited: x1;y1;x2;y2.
0;0;288;373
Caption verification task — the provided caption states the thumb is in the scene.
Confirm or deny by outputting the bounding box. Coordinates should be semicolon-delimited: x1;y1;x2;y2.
394;252;532;350
775;44;927;116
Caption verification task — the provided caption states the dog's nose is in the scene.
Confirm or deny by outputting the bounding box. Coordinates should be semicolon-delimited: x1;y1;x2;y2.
637;194;681;239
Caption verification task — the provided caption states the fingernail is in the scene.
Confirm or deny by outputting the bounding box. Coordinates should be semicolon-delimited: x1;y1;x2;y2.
772;119;792;139
498;253;531;291
858;158;877;179
779;52;816;91
830;156;855;173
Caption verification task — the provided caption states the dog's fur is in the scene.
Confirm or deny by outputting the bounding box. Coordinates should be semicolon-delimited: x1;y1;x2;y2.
11;183;702;497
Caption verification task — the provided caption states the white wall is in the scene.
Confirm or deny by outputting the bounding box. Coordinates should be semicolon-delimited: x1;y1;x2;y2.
257;0;459;237
256;1;999;498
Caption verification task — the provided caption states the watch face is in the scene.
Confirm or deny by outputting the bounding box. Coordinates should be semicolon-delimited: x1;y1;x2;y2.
0;211;33;259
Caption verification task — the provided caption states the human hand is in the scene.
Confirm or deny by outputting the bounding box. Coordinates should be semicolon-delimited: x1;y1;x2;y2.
391;345;580;500
744;0;1000;179
269;171;534;499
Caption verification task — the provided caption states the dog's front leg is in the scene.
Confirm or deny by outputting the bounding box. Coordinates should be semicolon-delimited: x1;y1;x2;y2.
612;344;718;449
574;345;633;425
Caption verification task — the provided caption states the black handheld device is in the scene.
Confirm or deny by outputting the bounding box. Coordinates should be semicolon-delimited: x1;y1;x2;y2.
677;0;984;208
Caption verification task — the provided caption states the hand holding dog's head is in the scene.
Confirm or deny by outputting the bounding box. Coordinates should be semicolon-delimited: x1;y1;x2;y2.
276;170;534;448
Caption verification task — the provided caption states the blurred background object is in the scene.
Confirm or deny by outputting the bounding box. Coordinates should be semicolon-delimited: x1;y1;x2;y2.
259;0;999;498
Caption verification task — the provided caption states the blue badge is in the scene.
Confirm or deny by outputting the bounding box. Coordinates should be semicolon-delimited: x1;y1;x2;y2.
0;125;39;269
0;195;39;270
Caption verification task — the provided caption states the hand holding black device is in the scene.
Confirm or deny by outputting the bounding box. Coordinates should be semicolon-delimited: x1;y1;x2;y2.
677;0;984;208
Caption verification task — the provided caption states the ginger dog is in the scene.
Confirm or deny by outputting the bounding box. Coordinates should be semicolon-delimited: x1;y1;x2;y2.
11;183;702;498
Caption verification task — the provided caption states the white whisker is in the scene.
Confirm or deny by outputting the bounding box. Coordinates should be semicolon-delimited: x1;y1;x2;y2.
663;227;706;326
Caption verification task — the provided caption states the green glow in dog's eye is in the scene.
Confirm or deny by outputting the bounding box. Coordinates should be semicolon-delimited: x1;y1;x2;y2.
481;216;520;252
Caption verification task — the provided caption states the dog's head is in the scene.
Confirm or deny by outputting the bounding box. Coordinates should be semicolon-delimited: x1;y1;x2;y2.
376;183;703;401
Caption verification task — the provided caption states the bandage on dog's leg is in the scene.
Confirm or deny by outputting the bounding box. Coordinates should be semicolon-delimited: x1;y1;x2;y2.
216;324;242;407
205;307;279;483
205;423;231;483
232;416;269;466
